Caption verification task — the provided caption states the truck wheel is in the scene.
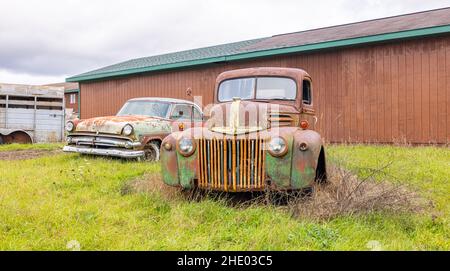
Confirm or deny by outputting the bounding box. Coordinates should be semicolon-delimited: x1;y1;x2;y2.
142;141;160;162
315;146;327;184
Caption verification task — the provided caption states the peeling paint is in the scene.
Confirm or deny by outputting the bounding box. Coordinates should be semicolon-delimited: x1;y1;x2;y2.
65;99;195;159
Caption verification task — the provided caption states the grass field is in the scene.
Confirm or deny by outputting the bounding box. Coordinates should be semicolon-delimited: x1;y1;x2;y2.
0;143;448;250
0;143;64;152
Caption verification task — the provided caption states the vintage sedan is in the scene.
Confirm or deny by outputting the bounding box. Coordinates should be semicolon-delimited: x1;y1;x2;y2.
160;67;327;192
63;97;203;161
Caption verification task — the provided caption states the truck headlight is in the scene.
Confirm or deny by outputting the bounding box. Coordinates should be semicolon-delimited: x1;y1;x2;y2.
122;124;134;136
177;137;195;156
65;121;75;132
268;137;288;157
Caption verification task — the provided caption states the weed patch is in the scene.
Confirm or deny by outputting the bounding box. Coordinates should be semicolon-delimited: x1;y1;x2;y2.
290;165;424;220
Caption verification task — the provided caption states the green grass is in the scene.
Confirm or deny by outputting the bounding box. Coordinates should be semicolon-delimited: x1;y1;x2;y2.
0;144;448;250
0;143;64;152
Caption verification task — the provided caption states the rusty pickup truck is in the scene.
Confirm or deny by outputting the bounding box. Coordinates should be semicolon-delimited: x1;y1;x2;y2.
63;97;203;161
160;67;326;192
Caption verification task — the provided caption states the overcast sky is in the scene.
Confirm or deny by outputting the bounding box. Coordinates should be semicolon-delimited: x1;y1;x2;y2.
0;0;448;85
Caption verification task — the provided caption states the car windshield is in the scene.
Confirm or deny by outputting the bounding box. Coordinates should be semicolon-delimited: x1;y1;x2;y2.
116;101;170;118
218;77;297;102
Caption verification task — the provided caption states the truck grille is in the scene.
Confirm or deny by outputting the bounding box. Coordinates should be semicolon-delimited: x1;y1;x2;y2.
197;138;266;191
268;114;296;127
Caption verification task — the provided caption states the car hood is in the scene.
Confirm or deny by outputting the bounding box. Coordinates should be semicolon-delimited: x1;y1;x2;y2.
75;115;171;135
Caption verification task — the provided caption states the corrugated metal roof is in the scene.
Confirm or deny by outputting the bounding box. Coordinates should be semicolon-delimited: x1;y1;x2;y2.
67;7;450;82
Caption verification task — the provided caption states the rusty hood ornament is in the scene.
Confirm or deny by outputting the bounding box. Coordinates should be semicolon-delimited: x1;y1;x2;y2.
210;98;263;135
207;99;300;135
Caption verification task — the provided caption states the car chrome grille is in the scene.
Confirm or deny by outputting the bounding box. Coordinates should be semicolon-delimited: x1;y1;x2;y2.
68;134;135;148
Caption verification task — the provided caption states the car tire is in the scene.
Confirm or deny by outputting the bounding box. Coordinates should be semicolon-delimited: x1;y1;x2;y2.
142;141;160;162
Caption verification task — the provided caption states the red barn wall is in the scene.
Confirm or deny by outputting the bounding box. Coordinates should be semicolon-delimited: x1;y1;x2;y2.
80;35;450;144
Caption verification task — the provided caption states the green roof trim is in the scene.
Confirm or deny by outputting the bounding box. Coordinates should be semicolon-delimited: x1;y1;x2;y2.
67;24;450;82
64;88;79;94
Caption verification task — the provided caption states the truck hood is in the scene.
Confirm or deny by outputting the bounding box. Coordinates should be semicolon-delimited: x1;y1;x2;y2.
205;100;300;135
75;115;170;135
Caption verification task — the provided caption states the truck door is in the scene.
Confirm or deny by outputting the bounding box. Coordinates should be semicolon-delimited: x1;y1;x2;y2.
170;104;193;132
300;78;317;130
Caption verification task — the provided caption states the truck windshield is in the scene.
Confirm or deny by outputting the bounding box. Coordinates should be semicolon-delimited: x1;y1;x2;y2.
117;101;170;118
218;77;296;102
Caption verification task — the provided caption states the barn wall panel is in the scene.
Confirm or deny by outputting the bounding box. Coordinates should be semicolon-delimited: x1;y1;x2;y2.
79;35;450;143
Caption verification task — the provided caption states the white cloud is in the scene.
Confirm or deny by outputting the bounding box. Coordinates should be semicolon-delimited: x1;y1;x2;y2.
0;0;448;84
0;69;65;85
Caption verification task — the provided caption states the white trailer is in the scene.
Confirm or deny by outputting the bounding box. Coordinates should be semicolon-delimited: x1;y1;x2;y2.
0;83;65;144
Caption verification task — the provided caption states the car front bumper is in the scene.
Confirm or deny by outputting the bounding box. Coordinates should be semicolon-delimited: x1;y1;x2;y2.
63;145;145;158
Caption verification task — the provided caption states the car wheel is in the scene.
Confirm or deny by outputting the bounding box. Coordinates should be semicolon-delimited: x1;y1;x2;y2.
143;141;160;162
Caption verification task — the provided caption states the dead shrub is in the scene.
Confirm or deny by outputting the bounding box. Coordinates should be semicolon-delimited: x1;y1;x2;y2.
121;161;425;221
288;164;424;221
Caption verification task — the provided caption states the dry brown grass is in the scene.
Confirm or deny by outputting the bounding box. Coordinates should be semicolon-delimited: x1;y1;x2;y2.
121;174;181;200
288;164;424;221
0;149;62;160
121;162;424;221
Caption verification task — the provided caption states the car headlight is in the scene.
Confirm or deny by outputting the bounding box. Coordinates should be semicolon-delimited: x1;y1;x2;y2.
65;121;74;132
268;137;288;157
122;124;134;136
177;137;195;156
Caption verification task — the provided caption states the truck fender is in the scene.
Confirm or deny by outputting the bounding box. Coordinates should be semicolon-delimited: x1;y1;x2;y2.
160;132;181;186
290;129;324;188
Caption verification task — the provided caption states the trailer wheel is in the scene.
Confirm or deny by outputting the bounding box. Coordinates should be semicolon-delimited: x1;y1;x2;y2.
1;131;32;144
141;140;160;162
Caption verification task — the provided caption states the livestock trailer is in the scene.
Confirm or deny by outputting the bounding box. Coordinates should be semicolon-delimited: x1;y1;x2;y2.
0;83;65;144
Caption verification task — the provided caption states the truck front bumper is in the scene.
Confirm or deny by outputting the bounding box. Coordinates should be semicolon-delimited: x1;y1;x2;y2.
63;145;145;159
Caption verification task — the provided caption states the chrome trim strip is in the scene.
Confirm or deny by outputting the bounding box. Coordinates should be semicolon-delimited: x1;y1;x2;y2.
63;145;144;158
67;132;132;140
67;136;141;148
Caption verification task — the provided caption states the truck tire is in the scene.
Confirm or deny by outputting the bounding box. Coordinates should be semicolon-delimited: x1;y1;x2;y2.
315;146;327;183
